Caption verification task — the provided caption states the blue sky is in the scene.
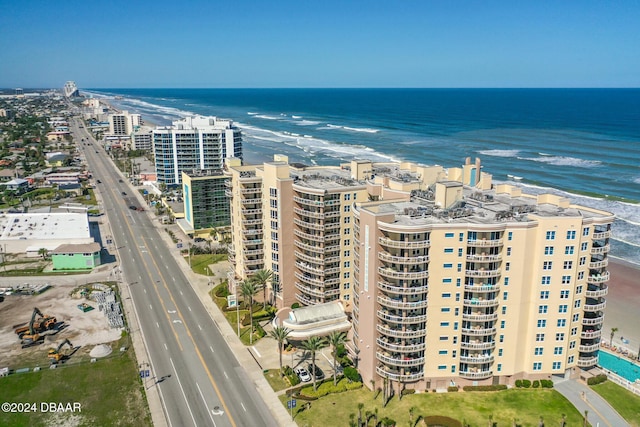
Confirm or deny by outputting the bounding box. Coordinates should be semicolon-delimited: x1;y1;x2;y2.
1;0;638;88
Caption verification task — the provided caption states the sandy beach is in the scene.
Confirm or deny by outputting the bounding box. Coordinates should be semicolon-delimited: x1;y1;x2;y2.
603;259;640;358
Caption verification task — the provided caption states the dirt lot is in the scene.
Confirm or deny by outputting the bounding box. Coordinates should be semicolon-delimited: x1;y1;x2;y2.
0;280;122;369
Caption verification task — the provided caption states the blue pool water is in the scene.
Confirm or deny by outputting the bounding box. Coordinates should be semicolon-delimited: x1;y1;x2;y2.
599;350;640;382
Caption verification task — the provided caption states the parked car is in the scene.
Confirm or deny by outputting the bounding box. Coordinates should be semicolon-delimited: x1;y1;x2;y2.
307;363;325;380
295;368;312;382
194;237;206;243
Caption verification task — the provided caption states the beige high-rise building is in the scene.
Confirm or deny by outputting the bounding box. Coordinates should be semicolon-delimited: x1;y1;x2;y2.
226;156;613;390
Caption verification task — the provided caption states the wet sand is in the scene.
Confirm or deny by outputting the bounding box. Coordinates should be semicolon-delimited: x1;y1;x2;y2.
603;259;640;358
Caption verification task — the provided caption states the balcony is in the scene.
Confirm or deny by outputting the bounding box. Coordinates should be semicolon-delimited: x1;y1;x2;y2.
242;239;263;246
460;354;494;364
295;292;318;306
463;299;499;308
577;356;598;368
461;327;497;336
240;198;262;205
293;217;323;231
582;316;604;326
294;281;340;298
465;269;501;278
376;352;425;367
376;337;425;353
378;236;430;249
579;343;601;352
377;281;429;295
377;310;427;324
294;228;326;243
376;324;426;339
459;370;493;380
592;230;612;240
584;302;606;312
580;330;602;339
245;248;264;256
590;244;610;255
460;341;496;350
378;252;430;265
466;253;501;262
242;218;262;226
293;195;327;207
464;284;500;293
296;261;324;275
243;228;262;236
295;271;326;287
376;366;424;382
224;189;233;197
244;258;263;266
378;267;429;280
293;207;325;219
462;312;499;322
241;187;261;194
467;238;503;247
586;285;608;298
589;259;609;269
293;240;327;254
241;208;262;216
587;272;610;284
377;295;428;310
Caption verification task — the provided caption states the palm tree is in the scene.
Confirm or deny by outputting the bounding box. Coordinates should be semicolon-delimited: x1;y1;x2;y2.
610;327;618;346
240;280;259;344
251;269;274;310
301;335;328;391
269;325;291;375
583;410;588;427
357;402;364;427
327;331;347;385
37;248;48;259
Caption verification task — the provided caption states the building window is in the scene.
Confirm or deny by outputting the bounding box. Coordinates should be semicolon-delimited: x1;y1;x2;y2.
444;248;454;253
565;246;574;255
443;263;453;269
567;230;576;240
343;239;350;246
582;227;590;236
574;300;581;308
536;333;545;342
533;362;542;371
541;276;551;285
451;365;456;373
555;333;565;341
459;233;464;242
343;294;350;301
505;262;510;271
579;256;586;266
441;307;450;312
572;313;580;322
546;231;556;240
543;261;553;270
535;347;543;355
443;278;452;284
560;290;570;299
445;232;454;238
544;246;554;255
571;327;578;336
499;335;504;343
438;350;448;355
344;228;351;235
269;187;277;197
440;322;450;327
439;336;448;341
569;341;576;349
500;320;506;329
581;242;588;251
442;293;451;298
577;272;584;280
455;293;460;302
559;304;568;313
343;250;350;257
504;277;509;285
458;248;463;257
554;347;563;355
507;247;512;256
344;261;350;268
344;217;350;224
557;319;566;327
540;291;550;300
270;199;277;208
508;231;513;241
501;306;507;315
453;322;458;330
344;193;351;200
562;275;571;285
576;285;583;294
568;355;575;364
438;365;447;370
539;305;548;314
537;319;546;328
503;292;508;301
497;364;502;372
553;361;562;370
343;283;350;289
456;278;461;287
498;349;503;356
343;205;351;213
343;272;350;279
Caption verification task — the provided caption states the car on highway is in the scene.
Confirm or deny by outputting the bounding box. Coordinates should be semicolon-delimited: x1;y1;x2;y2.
129;205;138;211
294;367;312;382
118;179;123;183
121;191;127;196
307;363;325;380
96;179;101;184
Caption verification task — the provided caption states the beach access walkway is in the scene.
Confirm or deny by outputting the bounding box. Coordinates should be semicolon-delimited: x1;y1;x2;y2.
554;377;629;427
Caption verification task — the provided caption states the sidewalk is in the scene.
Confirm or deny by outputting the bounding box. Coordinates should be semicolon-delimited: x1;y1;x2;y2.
554;378;629;427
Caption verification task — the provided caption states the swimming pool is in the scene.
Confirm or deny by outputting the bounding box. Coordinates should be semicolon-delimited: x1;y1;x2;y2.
598;350;640;382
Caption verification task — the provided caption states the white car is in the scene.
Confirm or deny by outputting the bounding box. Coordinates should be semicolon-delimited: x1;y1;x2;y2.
295;368;312;382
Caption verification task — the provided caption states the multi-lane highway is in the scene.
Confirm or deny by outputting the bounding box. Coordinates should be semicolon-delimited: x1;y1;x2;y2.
71;118;278;427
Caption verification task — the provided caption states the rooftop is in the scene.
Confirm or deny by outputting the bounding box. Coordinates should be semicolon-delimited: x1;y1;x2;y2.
0;212;90;241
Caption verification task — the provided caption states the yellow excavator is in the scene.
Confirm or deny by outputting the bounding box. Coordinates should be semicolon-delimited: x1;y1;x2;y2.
48;339;74;364
14;307;57;339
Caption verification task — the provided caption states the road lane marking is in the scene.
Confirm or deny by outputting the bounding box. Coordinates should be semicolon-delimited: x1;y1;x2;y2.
144;288;147;294
198;325;202;331
180;290;183;295
164;343;168;350
240;402;246;412
169;358;198;427
188;306;192;312
210;346;214;353
149;304;153;310
156;322;159;328
196;382;218;427
223;371;228;379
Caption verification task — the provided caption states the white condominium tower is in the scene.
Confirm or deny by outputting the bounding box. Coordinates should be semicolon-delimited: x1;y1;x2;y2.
109;110;143;136
226;156;614;390
153;116;242;185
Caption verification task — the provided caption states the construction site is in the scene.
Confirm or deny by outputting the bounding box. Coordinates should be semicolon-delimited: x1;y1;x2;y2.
0;278;124;370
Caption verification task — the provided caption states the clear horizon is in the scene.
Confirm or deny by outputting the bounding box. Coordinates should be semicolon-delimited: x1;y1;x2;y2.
1;1;639;88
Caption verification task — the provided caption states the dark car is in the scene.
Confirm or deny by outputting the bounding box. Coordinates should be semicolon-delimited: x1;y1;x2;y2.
194;237;206;243
96;179;101;184
129;205;137;210
118;179;123;183
121;191;127;196
307;363;324;380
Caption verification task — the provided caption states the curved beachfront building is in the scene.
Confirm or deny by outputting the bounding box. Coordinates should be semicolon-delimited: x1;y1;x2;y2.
226;155;613;389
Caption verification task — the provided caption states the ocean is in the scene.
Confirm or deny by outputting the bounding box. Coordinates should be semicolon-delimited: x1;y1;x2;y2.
86;88;640;266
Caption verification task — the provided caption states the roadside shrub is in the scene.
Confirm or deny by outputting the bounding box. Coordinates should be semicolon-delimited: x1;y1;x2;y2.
462;385;507;392
515;379;523;388
587;374;608;385
343;366;362;382
300;378;362;398
522;379;532;388
214;285;230;298
540;379;554;388
253;322;266;338
447;386;459;392
423;416;462;427
291;303;300;309
283;366;300;386
401;388;416;395
532;380;540;388
380;417;396;427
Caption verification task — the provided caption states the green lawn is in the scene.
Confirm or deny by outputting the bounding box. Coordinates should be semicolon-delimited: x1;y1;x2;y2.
0;344;151;427
283;387;586;427
591;381;640;426
263;369;291;392
188;253;227;276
